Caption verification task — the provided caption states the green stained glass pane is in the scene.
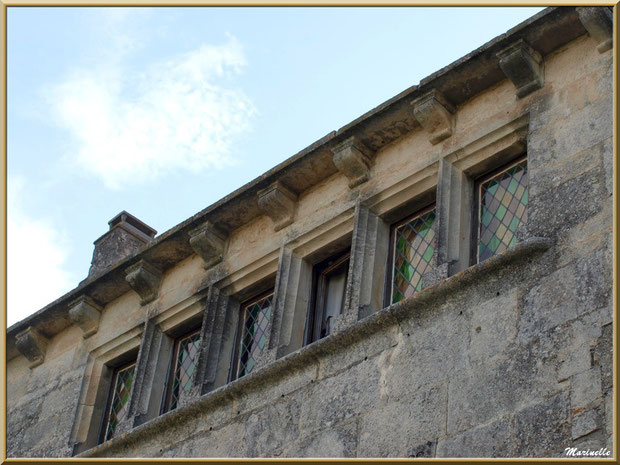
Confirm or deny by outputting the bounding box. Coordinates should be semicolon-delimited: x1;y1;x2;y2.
104;362;136;442
237;293;273;379
392;208;437;304
165;331;201;413
478;159;528;262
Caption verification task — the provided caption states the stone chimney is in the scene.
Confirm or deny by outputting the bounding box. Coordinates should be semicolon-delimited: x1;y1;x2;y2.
88;211;157;277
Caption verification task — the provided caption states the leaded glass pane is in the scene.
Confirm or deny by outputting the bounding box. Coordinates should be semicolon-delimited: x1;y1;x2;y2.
392;208;436;304
104;362;135;442
166;331;201;412
478;159;528;262
238;293;273;378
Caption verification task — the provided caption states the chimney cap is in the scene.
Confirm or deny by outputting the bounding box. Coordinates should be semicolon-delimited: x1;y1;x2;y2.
108;211;157;238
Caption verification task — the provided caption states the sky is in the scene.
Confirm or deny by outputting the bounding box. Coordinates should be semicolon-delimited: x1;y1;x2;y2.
7;6;545;327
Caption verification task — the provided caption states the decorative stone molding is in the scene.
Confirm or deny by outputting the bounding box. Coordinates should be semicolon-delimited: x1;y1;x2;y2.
576;7;613;53
68;295;103;338
497;39;544;98
331;136;374;188
257;181;297;231
15;326;48;368
411;89;455;145
188;221;227;269
125;259;163;305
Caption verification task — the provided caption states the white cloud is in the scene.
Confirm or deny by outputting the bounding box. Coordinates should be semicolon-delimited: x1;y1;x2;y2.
48;30;256;190
7;177;77;326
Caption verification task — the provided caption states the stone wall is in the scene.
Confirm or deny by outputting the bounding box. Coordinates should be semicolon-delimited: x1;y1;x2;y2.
6;7;614;459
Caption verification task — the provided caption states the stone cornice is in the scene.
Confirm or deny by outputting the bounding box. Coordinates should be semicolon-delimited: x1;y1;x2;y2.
6;6;589;359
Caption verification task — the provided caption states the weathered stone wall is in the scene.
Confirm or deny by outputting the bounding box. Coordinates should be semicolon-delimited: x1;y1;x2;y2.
6;9;614;459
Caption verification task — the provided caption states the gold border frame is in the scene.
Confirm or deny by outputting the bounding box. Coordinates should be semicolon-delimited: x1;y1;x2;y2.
1;3;617;463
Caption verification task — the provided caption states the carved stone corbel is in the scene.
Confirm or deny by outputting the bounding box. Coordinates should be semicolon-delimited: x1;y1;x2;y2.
68;295;102;338
497;39;544;98
576;7;613;53
331;136;374;188
15;326;48;368
125;259;163;305
411;89;455;145
189;221;227;268
257;181;297;231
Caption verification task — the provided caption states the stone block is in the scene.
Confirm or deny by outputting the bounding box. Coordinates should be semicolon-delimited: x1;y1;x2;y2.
188;221;227;269
513;391;571;457
299;357;381;433
572;409;601;440
124;259;163;305
357;382;446;457
595;323;613;394
467;289;518;363
497;39;544;98
411;89;455;144
68;295;102;338
576;7;613;53
437;416;513;457
331;136;374;188
15;326;48;368
447;339;559;435
257;181;297;231
289;419;358;458
571;369;602;411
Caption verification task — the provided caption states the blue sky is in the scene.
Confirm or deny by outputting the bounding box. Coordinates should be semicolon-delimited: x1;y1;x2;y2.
7;6;545;326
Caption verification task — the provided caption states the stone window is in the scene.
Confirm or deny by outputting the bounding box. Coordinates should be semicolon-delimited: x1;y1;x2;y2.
100;360;136;443
388;205;437;304
161;328;201;413
474;157;528;262
305;250;350;344
230;291;274;380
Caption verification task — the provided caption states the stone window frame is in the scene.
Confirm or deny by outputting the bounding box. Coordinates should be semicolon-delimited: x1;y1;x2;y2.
304;248;351;345
436;113;530;277
69;325;143;455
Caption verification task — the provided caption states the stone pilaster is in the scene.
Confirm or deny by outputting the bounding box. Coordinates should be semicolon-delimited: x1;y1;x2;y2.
15;326;48;368
411;89;455;145
576;7;613;53
331;136;374;188
68;295;103;338
125;259;163;305
257;181;297;231
188;221;227;269
497;39;544;98
269;246;313;359
337;202;390;331
195;287;239;395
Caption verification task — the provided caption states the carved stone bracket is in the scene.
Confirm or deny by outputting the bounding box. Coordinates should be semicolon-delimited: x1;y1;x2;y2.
125;259;163;305
68;295;103;338
576;7;613;53
189;221;227;269
411;89;455;145
331;136;375;188
15;326;48;368
257;181;297;231
497;39;544;98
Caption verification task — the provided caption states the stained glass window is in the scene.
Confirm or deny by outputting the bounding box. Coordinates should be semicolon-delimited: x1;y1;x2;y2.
478;158;528;262
391;207;437;304
163;330;201;413
102;361;136;442
236;292;273;379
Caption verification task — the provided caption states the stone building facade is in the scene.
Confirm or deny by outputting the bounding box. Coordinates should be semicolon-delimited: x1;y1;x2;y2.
6;7;615;459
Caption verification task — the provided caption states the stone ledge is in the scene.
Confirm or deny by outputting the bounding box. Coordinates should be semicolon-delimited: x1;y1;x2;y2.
78;236;553;458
